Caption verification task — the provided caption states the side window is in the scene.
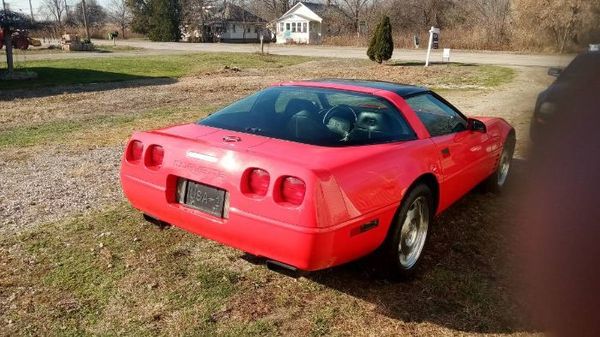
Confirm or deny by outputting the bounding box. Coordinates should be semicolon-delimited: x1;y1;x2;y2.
405;93;467;137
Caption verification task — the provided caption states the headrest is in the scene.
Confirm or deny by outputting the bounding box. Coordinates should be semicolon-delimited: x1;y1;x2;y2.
285;98;318;117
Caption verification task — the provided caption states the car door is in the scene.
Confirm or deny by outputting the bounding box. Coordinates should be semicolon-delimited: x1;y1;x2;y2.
405;93;491;207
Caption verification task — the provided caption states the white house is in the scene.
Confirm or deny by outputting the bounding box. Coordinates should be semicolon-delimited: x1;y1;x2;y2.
198;3;267;43
275;2;324;44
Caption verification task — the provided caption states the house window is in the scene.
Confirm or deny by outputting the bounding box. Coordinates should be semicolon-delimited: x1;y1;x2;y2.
280;22;284;32
232;24;236;33
292;22;297;33
302;22;307;33
247;27;251;33
285;22;290;31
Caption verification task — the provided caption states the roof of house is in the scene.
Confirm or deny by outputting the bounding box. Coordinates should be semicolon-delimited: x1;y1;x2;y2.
278;2;324;22
209;3;266;23
278;1;347;23
302;2;328;15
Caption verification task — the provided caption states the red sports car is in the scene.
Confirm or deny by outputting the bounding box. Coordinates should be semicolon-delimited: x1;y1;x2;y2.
121;80;515;278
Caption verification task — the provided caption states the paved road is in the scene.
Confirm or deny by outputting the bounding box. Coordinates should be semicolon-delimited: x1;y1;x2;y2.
13;39;573;67
92;39;573;67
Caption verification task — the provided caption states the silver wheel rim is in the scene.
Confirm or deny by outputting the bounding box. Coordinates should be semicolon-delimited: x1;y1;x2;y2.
498;151;511;187
398;196;429;269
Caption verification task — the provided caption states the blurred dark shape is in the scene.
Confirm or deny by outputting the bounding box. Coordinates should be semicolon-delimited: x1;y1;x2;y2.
530;51;600;143
520;51;600;337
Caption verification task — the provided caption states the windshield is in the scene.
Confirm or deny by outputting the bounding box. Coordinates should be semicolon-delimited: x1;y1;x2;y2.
558;52;600;83
198;86;416;146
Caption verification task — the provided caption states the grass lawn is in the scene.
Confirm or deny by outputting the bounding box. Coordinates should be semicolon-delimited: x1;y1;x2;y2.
0;105;215;148
0;197;530;336
0;52;311;90
0;44;142;56
0;54;515;150
0;55;531;335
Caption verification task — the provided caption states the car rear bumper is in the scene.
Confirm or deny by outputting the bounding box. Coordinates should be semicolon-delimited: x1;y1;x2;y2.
121;173;396;271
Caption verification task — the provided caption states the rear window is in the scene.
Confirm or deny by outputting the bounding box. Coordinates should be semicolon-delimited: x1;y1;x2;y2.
199;86;416;146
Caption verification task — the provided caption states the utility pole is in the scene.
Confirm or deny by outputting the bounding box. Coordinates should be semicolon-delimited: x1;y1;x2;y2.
81;0;90;40
2;0;6;11
29;0;35;22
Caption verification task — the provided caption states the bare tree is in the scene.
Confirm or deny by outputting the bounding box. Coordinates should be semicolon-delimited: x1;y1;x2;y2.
263;0;291;17
108;0;132;38
41;0;65;25
513;0;598;52
336;0;376;35
456;0;511;43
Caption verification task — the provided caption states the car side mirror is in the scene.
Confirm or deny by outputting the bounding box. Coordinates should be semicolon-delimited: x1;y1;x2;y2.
468;118;487;133
548;67;563;77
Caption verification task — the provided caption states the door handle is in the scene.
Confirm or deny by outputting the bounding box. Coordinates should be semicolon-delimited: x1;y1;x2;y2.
441;147;450;157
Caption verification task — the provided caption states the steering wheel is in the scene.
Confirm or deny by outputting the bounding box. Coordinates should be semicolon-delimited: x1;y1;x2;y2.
322;104;358;127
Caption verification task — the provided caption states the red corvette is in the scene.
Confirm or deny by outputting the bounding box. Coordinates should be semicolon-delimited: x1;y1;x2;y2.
121;80;515;278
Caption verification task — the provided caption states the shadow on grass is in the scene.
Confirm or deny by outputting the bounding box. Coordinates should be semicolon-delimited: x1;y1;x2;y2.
279;159;533;334
388;61;478;67
0;67;177;100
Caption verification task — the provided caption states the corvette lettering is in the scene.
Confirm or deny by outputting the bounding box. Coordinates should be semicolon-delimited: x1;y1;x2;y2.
173;159;225;180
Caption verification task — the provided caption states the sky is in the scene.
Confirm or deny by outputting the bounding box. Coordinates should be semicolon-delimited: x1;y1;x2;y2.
3;0;111;20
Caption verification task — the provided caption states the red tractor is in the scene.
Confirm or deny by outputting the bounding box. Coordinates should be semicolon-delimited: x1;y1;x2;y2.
0;30;40;50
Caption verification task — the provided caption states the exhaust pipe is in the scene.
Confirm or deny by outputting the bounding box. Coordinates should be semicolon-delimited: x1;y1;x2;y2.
265;259;308;278
143;214;171;230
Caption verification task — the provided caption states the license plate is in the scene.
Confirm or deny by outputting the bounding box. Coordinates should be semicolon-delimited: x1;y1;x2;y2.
177;179;227;218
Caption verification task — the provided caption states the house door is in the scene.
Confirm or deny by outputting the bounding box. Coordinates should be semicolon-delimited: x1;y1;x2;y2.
309;22;320;44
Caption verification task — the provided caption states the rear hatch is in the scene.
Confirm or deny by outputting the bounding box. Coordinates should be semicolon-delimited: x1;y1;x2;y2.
123;123;334;227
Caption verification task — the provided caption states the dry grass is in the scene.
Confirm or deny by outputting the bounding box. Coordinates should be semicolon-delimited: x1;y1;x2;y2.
0;54;544;336
0;186;537;336
0;57;514;151
322;28;575;53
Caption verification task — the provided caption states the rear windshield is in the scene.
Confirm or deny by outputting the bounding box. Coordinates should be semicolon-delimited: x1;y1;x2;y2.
198;86;416;146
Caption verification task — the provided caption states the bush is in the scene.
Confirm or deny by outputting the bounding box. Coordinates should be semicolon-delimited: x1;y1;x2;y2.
367;16;393;64
147;0;181;42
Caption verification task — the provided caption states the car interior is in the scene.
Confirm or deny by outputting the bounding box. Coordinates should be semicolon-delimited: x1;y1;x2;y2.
280;96;413;145
200;87;416;146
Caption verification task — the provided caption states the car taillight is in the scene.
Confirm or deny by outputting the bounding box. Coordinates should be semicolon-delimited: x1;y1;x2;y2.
280;176;306;206
247;168;270;196
128;140;143;162
146;145;164;168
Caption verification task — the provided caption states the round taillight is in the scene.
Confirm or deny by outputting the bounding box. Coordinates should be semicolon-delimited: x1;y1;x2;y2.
280;176;306;206
146;145;164;168
247;168;270;196
128;140;144;162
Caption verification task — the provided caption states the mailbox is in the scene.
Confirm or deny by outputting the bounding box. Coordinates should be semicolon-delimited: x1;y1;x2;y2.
430;27;440;49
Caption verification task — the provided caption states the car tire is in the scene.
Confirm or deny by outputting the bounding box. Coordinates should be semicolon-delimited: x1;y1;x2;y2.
380;184;433;280
484;134;515;193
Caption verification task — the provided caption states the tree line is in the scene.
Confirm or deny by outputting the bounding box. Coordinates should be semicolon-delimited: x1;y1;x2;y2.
37;0;133;39
33;0;600;52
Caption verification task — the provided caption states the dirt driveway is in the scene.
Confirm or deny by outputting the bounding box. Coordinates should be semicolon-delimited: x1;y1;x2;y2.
22;39;574;68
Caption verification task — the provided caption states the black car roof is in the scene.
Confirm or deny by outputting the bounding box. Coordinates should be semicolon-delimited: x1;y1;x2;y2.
311;79;429;97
